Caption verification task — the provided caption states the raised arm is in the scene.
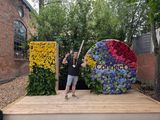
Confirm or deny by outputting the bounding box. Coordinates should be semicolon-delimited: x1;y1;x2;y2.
62;53;70;64
81;62;86;67
81;58;87;67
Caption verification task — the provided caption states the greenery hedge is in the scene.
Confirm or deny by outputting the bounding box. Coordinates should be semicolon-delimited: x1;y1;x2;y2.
27;66;56;96
81;67;103;94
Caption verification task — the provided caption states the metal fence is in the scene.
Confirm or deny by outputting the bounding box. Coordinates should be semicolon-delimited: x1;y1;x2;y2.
133;28;160;54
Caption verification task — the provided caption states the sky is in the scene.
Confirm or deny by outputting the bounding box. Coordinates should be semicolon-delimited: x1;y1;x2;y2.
27;0;39;12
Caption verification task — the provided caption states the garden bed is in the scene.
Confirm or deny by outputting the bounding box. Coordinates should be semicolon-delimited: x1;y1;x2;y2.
0;76;27;109
132;83;160;102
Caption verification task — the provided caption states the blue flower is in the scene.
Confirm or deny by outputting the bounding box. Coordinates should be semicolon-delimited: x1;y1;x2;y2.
119;78;126;83
93;55;99;61
96;41;105;47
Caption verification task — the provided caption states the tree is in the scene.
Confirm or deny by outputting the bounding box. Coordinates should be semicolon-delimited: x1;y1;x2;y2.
39;0;44;9
31;0;127;55
64;0;94;53
92;0;125;41
109;0;148;45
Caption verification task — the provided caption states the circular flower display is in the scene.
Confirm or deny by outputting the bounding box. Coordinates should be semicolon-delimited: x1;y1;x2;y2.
85;39;137;94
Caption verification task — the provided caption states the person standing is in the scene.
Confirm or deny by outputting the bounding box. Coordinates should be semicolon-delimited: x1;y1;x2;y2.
62;51;86;100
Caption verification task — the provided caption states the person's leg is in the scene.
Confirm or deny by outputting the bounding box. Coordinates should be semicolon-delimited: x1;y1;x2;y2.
65;75;73;99
72;76;78;96
65;86;70;98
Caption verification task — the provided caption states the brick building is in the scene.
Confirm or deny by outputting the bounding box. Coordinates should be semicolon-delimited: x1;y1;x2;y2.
133;28;160;86
0;0;36;81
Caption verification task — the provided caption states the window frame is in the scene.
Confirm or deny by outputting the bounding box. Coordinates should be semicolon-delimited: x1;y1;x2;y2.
13;20;28;60
17;6;24;18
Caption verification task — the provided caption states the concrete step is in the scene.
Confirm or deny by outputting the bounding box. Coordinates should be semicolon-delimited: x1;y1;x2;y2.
4;113;160;120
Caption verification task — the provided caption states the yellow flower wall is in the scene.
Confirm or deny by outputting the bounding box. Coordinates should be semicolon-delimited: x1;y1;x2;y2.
29;42;57;73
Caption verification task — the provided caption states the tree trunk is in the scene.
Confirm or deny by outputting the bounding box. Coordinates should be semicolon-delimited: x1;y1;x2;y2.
151;20;159;54
150;14;160;100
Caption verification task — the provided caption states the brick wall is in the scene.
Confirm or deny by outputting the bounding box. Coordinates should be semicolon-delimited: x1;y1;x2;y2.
0;0;34;80
137;53;156;86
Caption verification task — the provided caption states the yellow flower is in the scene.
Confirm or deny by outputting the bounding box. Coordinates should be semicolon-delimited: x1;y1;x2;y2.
85;54;96;68
29;41;57;73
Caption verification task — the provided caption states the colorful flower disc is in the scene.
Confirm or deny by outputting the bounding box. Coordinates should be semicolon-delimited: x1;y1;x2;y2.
85;39;137;94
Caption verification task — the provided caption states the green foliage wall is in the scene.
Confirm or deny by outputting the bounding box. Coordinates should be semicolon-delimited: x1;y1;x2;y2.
27;66;56;95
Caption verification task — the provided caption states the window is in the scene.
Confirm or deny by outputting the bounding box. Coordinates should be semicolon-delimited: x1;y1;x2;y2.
17;6;24;17
14;20;27;59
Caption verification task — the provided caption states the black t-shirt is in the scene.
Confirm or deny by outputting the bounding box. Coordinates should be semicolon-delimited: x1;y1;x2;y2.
66;57;83;76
